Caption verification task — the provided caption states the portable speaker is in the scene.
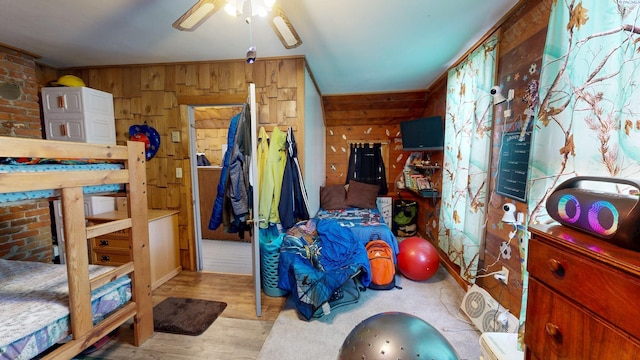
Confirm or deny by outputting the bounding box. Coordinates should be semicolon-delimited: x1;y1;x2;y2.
546;176;640;251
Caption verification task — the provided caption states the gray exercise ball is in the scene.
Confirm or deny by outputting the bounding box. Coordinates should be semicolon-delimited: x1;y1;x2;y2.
338;312;459;360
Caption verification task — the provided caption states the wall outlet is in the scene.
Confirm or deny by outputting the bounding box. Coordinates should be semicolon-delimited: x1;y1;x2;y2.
500;266;509;285
176;167;183;179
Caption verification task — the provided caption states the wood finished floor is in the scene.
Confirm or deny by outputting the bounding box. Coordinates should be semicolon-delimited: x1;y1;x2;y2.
86;271;287;359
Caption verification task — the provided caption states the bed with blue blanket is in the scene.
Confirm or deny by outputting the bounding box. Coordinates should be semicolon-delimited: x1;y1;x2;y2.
277;207;398;320
0;157;123;202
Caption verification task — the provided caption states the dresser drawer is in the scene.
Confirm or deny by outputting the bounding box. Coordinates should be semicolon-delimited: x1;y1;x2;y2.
91;237;130;250
528;239;640;339
91;250;130;265
525;279;640;359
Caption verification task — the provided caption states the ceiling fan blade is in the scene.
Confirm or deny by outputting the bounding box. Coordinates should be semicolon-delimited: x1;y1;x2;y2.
173;0;225;31
270;5;302;49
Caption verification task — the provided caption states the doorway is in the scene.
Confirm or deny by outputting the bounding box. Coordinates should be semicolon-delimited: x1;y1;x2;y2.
188;104;254;274
183;85;262;317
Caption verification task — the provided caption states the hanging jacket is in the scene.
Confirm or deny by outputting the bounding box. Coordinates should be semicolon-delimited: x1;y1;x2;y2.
209;110;241;231
278;127;310;229
209;104;252;236
258;127;287;228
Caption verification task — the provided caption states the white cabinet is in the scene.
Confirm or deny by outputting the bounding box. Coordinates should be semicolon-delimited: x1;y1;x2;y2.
41;86;116;144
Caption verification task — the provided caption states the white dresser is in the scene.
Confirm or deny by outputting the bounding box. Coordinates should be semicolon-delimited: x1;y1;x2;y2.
41;86;116;144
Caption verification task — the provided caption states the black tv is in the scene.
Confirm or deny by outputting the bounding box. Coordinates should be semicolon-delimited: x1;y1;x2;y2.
400;116;444;151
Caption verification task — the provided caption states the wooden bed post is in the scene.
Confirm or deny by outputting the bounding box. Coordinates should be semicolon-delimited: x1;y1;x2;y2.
62;186;93;338
126;141;154;344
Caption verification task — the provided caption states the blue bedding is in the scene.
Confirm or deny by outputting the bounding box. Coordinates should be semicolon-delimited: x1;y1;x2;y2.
277;208;398;320
278;219;371;320
315;208;399;258
0;161;123;202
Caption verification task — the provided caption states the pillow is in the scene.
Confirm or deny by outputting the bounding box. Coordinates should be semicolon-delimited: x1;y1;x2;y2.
345;180;380;209
320;185;348;210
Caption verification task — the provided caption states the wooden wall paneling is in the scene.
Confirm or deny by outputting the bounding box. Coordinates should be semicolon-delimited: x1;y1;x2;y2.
141;91;165;116
114;98;131;118
166;183;181;209
165;134;177;157
230;62;246;90
218;63;232;91
164;92;178;114
149;186;167;209
500;0;553;55
207;63;220;93
146;159;159;187
198;64;210;90
141;65;165;91
156;156;169;188
164;65;177;92
252;60;267;87
87;68;102;90
97;68;123;97
295;58;306;172
277;59;297;88
278;100;297;123
265;60;278;86
130;96;142;115
422;78;447;117
122;67;142;98
183;64;199;87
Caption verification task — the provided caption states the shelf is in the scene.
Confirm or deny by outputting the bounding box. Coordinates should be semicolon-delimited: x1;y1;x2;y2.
403;188;440;199
410;165;441;171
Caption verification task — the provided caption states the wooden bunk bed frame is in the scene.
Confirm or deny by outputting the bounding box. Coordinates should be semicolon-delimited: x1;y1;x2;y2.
0;137;154;359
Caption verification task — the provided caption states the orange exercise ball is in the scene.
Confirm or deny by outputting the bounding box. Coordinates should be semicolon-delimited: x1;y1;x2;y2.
397;237;439;281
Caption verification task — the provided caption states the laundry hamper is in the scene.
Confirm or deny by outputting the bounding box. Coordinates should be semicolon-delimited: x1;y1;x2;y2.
259;229;288;297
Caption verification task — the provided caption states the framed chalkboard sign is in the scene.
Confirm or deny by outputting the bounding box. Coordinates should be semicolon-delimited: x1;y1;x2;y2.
496;131;532;202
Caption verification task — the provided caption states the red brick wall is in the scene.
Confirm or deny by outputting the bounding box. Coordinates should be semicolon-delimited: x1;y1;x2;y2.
0;45;52;262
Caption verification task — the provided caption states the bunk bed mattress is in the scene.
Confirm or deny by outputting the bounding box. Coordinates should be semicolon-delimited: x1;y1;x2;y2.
0;162;123;203
0;259;132;360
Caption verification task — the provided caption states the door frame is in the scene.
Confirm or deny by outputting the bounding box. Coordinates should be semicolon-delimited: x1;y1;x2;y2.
181;86;262;316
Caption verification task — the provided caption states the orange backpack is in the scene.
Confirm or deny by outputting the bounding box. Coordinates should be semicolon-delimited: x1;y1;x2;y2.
366;239;397;290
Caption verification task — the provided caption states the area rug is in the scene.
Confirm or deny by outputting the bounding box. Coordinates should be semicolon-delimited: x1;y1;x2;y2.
257;267;482;360
153;297;227;336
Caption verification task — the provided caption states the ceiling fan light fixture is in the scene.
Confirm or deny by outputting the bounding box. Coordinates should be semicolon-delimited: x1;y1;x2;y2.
271;7;302;49
224;0;273;17
173;0;223;31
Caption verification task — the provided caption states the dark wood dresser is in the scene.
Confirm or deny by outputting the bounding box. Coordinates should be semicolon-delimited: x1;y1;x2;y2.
526;223;640;359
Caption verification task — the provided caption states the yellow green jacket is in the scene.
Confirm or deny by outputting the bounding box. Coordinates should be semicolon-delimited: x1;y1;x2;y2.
258;126;287;228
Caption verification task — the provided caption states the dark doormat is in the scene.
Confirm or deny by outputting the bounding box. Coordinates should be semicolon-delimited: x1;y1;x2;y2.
153;297;227;336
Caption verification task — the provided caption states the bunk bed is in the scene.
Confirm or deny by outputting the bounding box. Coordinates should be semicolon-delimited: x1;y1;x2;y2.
0;137;154;359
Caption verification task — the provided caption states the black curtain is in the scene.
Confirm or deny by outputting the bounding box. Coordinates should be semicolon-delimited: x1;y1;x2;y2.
346;143;388;195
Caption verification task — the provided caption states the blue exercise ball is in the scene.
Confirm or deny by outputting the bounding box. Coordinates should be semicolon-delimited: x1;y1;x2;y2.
338;312;459;360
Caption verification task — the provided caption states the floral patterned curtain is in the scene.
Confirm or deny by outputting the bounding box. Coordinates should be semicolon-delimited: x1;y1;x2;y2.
438;35;498;281
520;0;640;348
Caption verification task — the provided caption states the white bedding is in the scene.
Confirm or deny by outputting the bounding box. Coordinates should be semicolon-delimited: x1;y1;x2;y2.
0;259;131;359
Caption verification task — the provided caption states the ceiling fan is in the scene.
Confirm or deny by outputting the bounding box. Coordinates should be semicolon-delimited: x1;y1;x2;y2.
172;0;302;49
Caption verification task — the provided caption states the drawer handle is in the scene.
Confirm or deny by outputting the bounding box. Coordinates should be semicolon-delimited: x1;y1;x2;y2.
57;95;65;108
101;255;110;262
99;240;109;247
547;258;565;277
545;322;563;343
